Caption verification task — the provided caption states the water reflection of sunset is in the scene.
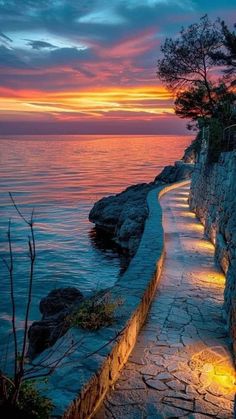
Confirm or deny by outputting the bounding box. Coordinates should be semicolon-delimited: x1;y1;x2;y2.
0;135;191;204
0;134;191;337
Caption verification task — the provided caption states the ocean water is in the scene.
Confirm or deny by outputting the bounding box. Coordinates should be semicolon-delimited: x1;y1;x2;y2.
0;134;191;344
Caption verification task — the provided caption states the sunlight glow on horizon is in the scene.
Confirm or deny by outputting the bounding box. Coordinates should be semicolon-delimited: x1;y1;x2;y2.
0;85;174;121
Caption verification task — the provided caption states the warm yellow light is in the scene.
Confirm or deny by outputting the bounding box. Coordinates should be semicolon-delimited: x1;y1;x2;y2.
191;349;236;395
196;239;214;251
0;85;174;118
184;223;204;232
176;203;189;208
178;211;196;218
171;197;188;201
177;191;190;197
191;270;226;289
213;373;235;389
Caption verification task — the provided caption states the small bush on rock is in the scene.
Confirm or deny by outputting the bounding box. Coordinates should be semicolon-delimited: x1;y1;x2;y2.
0;379;53;419
69;293;123;330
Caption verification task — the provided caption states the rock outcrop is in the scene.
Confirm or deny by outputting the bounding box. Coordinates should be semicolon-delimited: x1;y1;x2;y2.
40;287;84;318
155;160;194;184
89;183;150;256
89;160;194;257
28;287;84;358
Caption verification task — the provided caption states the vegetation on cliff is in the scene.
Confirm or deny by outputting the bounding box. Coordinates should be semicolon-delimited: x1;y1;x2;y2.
157;15;236;159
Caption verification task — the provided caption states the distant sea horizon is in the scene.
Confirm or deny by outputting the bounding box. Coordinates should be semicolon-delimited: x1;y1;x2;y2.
0;116;189;136
0;132;191;137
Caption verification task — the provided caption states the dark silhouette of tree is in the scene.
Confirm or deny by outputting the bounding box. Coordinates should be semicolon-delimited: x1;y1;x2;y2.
211;21;236;78
174;84;212;121
175;82;236;126
157;15;236;129
157;15;222;113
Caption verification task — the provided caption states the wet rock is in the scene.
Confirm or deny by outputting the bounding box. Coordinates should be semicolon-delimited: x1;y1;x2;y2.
40;287;84;319
28;287;84;358
27;318;69;358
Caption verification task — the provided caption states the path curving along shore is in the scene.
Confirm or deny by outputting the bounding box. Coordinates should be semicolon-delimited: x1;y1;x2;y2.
95;184;235;418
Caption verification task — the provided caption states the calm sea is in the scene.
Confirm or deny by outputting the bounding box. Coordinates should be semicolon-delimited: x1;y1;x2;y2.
0;134;191;343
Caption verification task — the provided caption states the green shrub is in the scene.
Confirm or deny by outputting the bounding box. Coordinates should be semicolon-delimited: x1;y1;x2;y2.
18;380;53;418
70;293;123;330
0;380;53;419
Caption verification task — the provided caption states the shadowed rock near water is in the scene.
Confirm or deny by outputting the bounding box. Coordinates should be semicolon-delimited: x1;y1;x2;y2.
89;183;151;256
40;287;84;318
155;160;194;184
89;159;194;257
28;288;84;358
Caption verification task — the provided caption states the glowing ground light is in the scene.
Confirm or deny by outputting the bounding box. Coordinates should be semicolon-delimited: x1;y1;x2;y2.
195;239;215;251
182;222;204;232
179;211;196;218
176;203;189;208
190;348;236;395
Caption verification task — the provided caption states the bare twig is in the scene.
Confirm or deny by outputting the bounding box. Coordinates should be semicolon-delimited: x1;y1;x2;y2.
9;192;31;226
24;339;80;380
7;220;18;378
6;194;37;403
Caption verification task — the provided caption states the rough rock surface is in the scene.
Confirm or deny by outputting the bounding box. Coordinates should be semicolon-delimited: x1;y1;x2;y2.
155;160;194;184
89;183;151;256
40;287;84;318
28;287;84;358
182;138;199;163
89;160;194;257
190;147;236;357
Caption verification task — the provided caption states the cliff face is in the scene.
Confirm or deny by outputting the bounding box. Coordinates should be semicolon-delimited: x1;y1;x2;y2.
190;147;236;356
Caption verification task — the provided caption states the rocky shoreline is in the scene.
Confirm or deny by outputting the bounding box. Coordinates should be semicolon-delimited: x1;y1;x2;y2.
28;142;196;357
89;146;195;257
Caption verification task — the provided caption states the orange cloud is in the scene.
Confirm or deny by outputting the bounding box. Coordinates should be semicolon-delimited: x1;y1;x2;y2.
0;85;174;120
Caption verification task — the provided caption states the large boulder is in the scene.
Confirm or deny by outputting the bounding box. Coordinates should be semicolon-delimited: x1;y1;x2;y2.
89;183;150;256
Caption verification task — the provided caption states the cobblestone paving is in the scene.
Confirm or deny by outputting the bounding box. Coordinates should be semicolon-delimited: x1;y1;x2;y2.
95;184;236;419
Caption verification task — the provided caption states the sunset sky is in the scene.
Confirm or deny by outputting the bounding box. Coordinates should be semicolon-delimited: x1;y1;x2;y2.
0;0;235;134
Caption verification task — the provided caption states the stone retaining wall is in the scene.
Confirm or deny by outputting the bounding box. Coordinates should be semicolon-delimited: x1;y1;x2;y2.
189;148;236;357
39;180;189;419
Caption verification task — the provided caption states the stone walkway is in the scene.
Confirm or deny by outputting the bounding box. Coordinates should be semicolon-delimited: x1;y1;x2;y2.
95;184;235;419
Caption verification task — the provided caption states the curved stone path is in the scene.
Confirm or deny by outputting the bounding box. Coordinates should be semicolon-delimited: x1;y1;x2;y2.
95;184;235;419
